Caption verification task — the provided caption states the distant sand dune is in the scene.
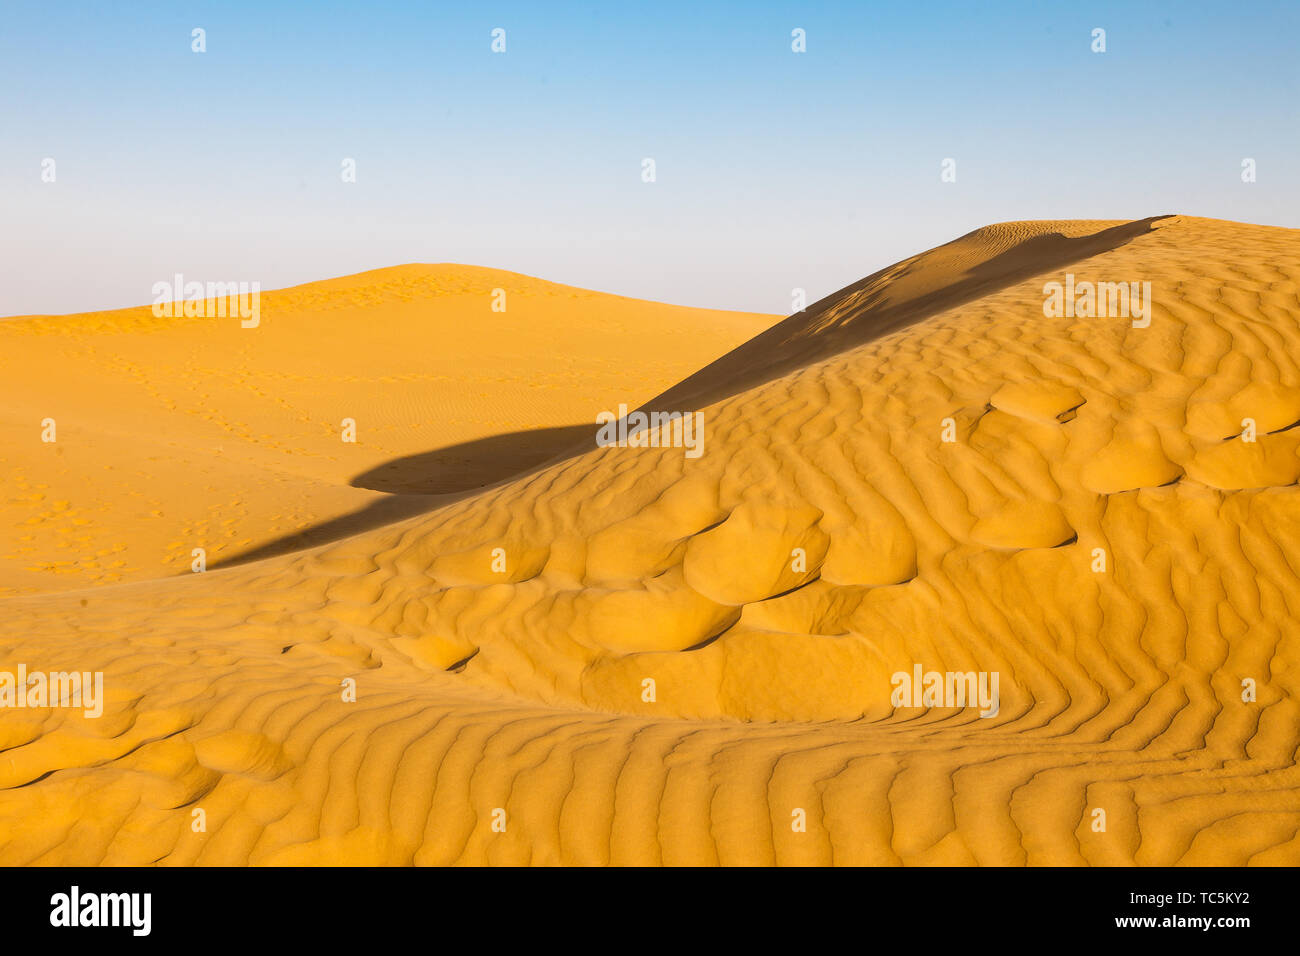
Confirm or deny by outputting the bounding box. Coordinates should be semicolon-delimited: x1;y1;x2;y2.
2;216;1300;865
0;266;774;593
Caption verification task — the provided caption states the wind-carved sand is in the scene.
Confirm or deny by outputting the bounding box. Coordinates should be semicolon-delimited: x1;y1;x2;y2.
0;266;774;594
2;215;1300;865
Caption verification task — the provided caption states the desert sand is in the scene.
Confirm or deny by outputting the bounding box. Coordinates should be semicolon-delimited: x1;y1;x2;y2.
2;215;1299;865
0;266;773;595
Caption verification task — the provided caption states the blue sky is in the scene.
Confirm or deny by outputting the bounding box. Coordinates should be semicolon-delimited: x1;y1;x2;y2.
2;0;1297;315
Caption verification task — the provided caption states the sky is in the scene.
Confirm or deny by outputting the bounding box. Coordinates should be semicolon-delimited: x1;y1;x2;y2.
2;0;1298;316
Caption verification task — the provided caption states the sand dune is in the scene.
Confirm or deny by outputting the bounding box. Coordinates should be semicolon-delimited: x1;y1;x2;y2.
0;266;774;594
3;216;1300;865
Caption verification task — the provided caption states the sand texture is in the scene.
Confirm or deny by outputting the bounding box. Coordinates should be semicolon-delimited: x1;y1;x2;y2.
3;216;1300;865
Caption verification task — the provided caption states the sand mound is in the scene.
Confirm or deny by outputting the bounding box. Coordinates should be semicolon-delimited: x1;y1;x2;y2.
0;266;774;594
3;216;1300;865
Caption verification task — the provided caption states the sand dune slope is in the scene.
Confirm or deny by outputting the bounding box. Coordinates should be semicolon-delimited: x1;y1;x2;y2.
3;216;1300;865
0;266;774;594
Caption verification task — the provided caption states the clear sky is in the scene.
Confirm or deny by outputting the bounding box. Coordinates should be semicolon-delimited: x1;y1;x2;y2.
2;0;1297;316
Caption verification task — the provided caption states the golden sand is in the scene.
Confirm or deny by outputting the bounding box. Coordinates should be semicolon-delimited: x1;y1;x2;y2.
0;265;773;594
2;216;1299;865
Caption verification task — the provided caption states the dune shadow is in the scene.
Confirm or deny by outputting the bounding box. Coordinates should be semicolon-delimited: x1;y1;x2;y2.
209;493;447;568
210;423;597;569
645;215;1177;414
350;423;594;494
211;216;1174;570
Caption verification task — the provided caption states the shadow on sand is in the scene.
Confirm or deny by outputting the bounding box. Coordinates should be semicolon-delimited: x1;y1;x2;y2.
210;423;595;568
212;217;1175;570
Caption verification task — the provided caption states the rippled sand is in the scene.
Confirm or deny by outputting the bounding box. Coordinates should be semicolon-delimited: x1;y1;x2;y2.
3;216;1299;865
